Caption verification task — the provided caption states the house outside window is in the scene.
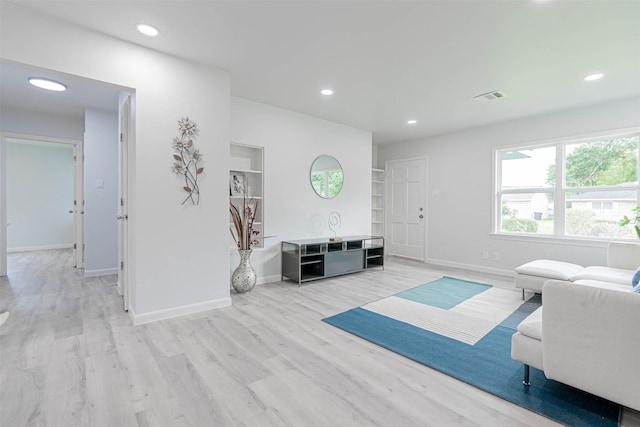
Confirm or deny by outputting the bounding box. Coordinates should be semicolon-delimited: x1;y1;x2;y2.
495;131;640;240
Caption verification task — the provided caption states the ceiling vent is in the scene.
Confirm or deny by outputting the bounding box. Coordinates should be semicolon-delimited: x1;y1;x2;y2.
474;90;506;102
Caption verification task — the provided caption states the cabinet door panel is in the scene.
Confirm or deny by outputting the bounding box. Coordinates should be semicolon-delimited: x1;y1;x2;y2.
325;251;364;276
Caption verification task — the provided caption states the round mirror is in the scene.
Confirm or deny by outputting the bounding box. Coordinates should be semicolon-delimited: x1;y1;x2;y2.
310;155;344;198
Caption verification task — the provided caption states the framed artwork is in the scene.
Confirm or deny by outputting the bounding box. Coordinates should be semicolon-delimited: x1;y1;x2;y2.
230;172;245;196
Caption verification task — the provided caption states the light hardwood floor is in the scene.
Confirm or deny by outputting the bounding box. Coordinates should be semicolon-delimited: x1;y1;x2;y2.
1;249;638;426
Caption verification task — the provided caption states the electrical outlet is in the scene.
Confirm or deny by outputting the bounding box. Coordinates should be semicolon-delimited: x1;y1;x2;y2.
482;251;489;260
492;252;500;262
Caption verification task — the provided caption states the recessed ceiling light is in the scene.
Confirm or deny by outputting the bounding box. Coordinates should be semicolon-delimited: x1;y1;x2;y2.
28;78;67;92
137;24;159;37
584;73;604;82
407;120;417;124
321;89;333;96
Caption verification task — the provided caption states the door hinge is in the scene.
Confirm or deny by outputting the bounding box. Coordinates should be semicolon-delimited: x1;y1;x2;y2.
120;198;124;207
74;200;77;206
120;133;123;142
73;243;77;249
120;261;124;270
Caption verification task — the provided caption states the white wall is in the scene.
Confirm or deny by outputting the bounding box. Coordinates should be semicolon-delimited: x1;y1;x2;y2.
84;108;118;275
0;107;84;141
378;97;640;274
6;140;74;251
1;4;231;322
231;97;373;283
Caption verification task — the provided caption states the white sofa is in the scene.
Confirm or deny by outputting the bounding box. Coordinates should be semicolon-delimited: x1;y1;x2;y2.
511;280;640;411
515;242;640;297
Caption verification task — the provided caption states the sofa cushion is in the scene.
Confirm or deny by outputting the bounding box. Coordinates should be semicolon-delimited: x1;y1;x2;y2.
570;265;633;285
516;306;542;340
633;266;640;292
515;260;583;280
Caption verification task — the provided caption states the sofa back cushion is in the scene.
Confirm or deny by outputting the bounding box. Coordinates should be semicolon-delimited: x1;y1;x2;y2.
570;266;633;285
608;242;640;270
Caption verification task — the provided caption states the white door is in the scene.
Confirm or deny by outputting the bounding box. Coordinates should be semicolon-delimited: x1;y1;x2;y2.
385;158;426;260
0;136;6;277
72;144;84;268
118;96;130;311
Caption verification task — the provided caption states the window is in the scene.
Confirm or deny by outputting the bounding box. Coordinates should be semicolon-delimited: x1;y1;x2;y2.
311;170;343;198
495;131;639;239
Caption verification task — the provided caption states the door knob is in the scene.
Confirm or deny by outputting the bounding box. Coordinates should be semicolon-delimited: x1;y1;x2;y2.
419;214;424;219
117;215;129;220
68;210;74;213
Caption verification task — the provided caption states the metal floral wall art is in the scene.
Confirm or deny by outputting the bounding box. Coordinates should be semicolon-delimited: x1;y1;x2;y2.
171;117;204;205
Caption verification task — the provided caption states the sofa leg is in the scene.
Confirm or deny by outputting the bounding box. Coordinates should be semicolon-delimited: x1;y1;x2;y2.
523;364;530;386
522;288;525;300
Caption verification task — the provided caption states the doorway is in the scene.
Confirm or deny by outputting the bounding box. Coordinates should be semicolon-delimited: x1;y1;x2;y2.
1;135;83;272
385;157;427;260
0;63;134;317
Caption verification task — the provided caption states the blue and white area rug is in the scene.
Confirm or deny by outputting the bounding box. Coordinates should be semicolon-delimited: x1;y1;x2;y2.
323;277;620;427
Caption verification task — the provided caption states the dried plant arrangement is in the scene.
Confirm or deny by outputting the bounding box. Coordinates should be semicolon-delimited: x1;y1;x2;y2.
230;187;260;250
171;117;204;205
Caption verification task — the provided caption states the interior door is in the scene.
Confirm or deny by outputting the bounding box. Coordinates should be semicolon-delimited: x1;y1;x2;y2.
385;158;426;260
72;144;84;268
118;96;130;311
0;135;6;277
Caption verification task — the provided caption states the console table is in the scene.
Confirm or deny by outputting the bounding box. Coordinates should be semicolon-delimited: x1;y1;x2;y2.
281;235;384;285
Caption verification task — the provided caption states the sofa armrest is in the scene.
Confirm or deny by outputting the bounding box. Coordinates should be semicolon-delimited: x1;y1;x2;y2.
542;280;640;411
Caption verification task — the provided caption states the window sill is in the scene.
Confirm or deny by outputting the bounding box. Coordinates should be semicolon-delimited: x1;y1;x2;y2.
488;233;634;248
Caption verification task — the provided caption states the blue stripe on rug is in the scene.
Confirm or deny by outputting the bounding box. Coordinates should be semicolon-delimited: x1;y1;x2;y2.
323;306;620;427
395;276;491;309
500;294;542;329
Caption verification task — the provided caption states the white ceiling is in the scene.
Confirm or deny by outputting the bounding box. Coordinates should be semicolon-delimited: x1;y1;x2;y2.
3;1;640;145
1;60;125;116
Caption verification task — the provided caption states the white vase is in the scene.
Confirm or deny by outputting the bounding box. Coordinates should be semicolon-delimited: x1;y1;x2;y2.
231;249;256;293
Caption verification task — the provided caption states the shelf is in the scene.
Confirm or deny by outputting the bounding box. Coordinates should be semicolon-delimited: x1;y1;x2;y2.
300;274;324;282
281;236;384;285
230;142;264;250
372;168;384;237
230;168;262;174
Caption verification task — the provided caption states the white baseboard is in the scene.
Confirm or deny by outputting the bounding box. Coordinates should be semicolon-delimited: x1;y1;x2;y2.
129;296;232;325
84;268;118;277
226;274;283;290
8;243;73;253
259;274;282;285
426;257;515;279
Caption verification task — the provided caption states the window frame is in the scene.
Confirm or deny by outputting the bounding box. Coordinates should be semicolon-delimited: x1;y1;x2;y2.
493;127;640;241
